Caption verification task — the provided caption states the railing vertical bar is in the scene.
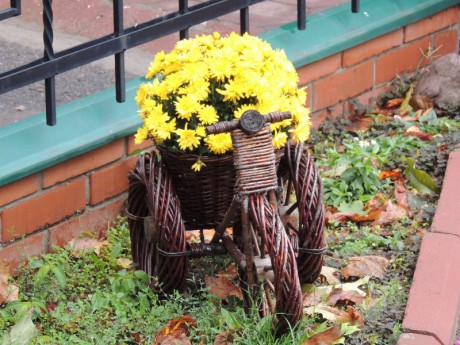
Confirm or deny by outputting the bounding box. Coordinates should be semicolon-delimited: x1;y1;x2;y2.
113;0;125;102
240;7;249;34
297;0;306;30
179;0;189;39
351;0;359;13
42;0;56;126
10;0;21;14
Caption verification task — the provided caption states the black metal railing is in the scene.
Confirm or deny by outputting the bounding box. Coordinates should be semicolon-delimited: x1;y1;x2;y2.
0;0;359;126
0;0;20;21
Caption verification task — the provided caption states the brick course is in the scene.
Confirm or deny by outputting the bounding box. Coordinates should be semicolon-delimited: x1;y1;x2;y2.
0;231;46;274
1;178;87;242
375;37;432;85
404;7;459;42
48;196;125;250
0;174;39;207
342;30;403;67
313;60;374;110
434;29;459;57
297;54;341;86
89;157;136;206
43;139;124;188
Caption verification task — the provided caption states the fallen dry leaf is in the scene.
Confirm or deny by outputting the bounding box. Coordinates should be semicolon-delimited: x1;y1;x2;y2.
153;315;197;345
0;261;19;304
302;277;369;308
213;330;235;345
375;200;408;226
304;303;347;322
410;94;434;110
342;256;390;279
216;263;238;280
366;194;387;211
303;324;342;345
404;124;433;141
379;169;403;180
338;306;365;328
326;287;365;306
319;266;341;285
384;98;404;108
67;237;108;256
401;109;422;122
326;209;381;224
394;179;409;209
117;258;133;269
345;117;374;133
155;333;191;345
186;229;216;243
404;130;433;142
302;285;332;307
204;275;243;301
340;276;369;295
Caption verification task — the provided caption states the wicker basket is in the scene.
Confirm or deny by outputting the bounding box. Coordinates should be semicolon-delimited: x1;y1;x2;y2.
158;146;237;230
158;146;284;230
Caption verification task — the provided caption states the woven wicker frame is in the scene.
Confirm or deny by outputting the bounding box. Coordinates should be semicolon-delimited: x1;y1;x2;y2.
247;194;303;335
279;143;326;283
127;153;189;292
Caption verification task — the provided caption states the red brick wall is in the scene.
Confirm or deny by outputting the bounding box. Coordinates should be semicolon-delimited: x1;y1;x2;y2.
300;6;459;128
0;135;151;272
0;6;458;272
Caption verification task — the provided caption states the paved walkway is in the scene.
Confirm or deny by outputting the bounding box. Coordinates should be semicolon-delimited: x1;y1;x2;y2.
0;0;348;126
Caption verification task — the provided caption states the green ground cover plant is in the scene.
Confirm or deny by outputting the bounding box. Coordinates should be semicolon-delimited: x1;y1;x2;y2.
1;77;459;344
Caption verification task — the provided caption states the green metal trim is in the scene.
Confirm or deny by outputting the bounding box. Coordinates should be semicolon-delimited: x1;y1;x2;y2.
1;0;458;187
0;78;144;186
261;0;459;67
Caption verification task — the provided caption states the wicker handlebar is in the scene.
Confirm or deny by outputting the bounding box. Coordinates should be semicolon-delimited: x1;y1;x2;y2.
206;111;291;135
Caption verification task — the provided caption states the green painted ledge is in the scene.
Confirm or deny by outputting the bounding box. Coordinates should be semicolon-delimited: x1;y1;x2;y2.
0;0;458;187
262;0;459;67
0;78;145;186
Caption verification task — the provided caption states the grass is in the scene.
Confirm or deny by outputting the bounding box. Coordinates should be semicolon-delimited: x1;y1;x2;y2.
0;214;425;344
0;218;322;344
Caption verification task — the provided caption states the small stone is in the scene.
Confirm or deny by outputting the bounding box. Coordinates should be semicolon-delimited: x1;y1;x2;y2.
414;53;460;108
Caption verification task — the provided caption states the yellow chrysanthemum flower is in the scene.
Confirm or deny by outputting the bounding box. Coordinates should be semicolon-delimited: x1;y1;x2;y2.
146;51;166;79
197;105;219;125
191;159;206;172
176;125;200;151
272;131;288;149
174;96;201;121
136;32;311;168
205;133;233;155
156;118;176;141
195;126;207;137
134;126;149;145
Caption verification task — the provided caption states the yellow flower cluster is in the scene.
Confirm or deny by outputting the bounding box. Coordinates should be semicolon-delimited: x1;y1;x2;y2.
135;32;310;170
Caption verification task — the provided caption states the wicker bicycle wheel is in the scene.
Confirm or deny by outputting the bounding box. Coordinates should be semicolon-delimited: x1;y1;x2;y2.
127;152;189;293
238;194;302;336
278;142;326;284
